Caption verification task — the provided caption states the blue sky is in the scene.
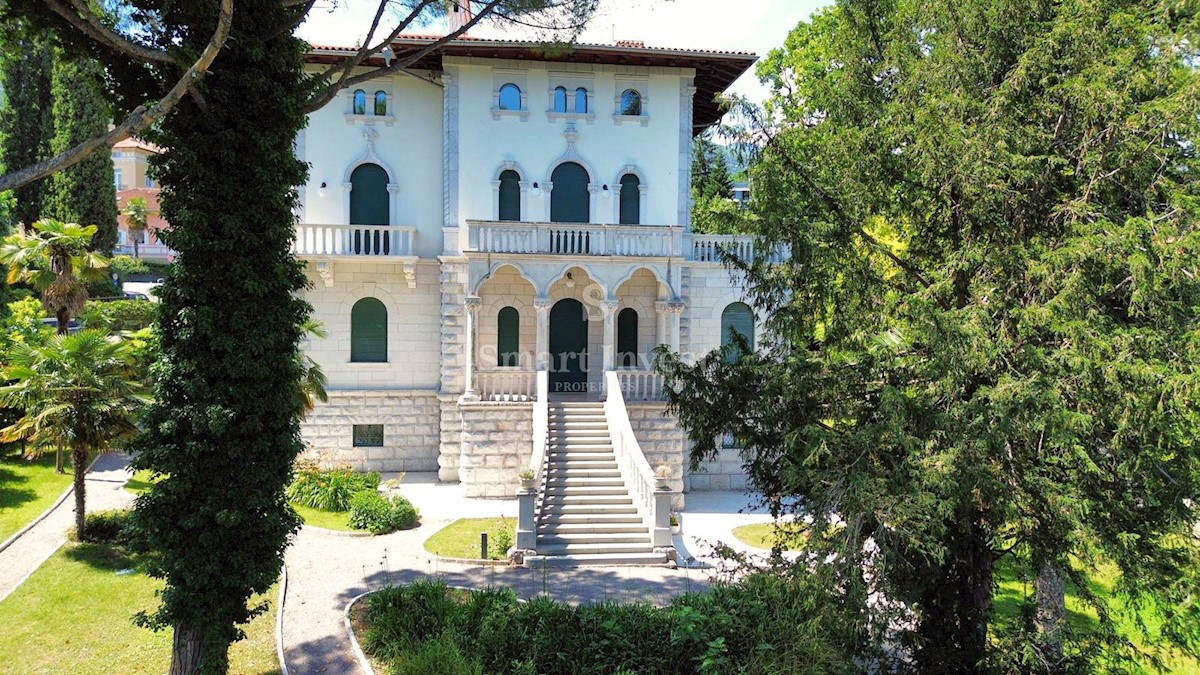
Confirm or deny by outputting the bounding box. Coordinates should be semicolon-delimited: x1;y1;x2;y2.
295;0;831;103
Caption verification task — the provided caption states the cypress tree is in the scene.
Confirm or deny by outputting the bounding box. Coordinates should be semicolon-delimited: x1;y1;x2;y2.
0;25;52;228
44;52;118;253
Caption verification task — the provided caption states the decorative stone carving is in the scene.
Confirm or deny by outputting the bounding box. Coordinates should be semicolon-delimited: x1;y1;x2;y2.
315;260;334;287
402;261;417;289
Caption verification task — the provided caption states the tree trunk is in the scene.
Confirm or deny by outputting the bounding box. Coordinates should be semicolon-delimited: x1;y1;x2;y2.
1036;558;1066;665
133;235;139;259
71;444;86;538
169;623;204;675
55;446;64;473
56;307;69;335
915;509;993;674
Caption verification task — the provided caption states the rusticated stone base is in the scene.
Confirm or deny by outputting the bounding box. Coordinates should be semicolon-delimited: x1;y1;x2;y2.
300;390;440;472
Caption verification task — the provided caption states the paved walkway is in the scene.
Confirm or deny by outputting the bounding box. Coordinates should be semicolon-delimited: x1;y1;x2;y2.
0;453;135;601
281;474;772;675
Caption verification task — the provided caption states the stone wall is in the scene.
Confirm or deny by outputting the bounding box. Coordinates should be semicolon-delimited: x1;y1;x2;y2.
301;390;440;472
437;394;463;481
688;446;749;492
627;403;686;509
458;402;533;498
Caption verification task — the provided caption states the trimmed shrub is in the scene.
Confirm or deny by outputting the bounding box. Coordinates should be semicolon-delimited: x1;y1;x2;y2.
348;490;418;534
81;299;158;332
361;570;858;674
287;460;380;512
75;509;134;546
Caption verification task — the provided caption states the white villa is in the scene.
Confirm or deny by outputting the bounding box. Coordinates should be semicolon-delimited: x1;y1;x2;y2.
294;24;760;564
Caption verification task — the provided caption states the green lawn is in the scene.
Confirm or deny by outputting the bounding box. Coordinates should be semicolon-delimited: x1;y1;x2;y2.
424;517;515;560
0;447;73;542
731;522;808;551
128;471;357;533
993;559;1199;673
0;542;279;674
291;502;354;531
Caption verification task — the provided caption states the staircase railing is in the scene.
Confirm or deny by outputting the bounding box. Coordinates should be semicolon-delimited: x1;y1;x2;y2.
516;370;549;551
602;371;672;548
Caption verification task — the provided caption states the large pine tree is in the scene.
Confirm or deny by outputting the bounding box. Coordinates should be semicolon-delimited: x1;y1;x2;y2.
660;1;1200;671
44;52;118;253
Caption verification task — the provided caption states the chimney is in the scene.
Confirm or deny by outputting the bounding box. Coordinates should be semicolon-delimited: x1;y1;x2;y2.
448;0;473;35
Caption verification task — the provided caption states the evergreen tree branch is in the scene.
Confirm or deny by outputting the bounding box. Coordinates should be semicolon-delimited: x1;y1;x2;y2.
43;0;176;65
303;0;506;114
0;0;234;193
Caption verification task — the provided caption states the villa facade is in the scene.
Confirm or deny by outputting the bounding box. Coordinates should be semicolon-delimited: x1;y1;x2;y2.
293;32;760;535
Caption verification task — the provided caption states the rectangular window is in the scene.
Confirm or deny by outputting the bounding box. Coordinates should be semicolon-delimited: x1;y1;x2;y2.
113;169;122;190
145;175;154;188
352;424;384;447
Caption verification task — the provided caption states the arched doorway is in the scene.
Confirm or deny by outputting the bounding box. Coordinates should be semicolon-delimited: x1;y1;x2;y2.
349;162;390;254
549;298;588;393
550;162;590;223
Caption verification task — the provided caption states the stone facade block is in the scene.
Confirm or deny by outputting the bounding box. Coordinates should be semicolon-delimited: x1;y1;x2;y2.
300;390;441;472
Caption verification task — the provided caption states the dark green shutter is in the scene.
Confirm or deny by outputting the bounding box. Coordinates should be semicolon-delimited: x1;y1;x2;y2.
617;308;638;368
498;170;521;221
351;297;387;363
350;163;389;226
619;174;640;225
498;306;520;367
721;302;755;362
551;162;590;223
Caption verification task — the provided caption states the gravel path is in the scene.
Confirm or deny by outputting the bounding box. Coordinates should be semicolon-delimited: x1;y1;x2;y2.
282;519;711;675
0;453;135;601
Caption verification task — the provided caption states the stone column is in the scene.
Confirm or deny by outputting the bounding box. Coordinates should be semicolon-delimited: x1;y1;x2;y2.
534;297;551;371
601;300;618;371
665;301;685;353
461;295;482;402
654;300;670;349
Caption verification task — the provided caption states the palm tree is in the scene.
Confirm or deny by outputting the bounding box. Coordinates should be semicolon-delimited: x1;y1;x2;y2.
0;219;109;336
297;318;328;414
122;197;149;259
0;331;147;537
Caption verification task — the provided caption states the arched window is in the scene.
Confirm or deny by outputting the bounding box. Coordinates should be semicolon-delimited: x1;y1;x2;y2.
619;89;642;116
619;174;640;225
351;297;387;363
498;169;521;221
497;306;520;367
553;86;567;113
373;91;387;116
550;162;590;223
720;302;755;362
575;87;588;114
617;308;638;368
498;83;521;111
352;89;367;115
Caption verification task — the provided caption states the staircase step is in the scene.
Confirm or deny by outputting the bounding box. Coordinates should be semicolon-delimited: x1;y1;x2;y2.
523;552;668;567
542;503;639;515
542;497;638;506
533;542;656;555
541;513;645;525
544;476;624;485
544;460;617;469
538;533;651;545
544;468;621;478
537;523;648;534
542;492;632;502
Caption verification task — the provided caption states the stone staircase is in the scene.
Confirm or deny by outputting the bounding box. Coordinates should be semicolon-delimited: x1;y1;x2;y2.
525;400;669;567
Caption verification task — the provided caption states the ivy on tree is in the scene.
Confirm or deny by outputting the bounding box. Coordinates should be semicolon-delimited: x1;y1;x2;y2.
659;1;1200;671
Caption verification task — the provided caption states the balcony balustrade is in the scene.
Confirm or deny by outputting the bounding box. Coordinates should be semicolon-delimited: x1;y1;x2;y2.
293;224;416;258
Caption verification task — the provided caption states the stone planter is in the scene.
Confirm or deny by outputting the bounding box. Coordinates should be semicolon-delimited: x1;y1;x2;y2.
654;476;670;491
519;477;536;491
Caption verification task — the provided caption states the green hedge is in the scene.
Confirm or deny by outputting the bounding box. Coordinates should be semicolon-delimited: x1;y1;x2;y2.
81;300;157;332
361;575;856;674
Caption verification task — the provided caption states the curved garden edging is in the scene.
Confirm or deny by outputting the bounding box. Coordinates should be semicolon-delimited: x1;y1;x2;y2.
0;453;107;555
275;563;290;675
343;590;376;675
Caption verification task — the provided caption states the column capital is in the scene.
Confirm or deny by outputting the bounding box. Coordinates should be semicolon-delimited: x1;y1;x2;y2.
533;297;553;312
656;300;685;314
601;300;619;316
465;295;483;313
